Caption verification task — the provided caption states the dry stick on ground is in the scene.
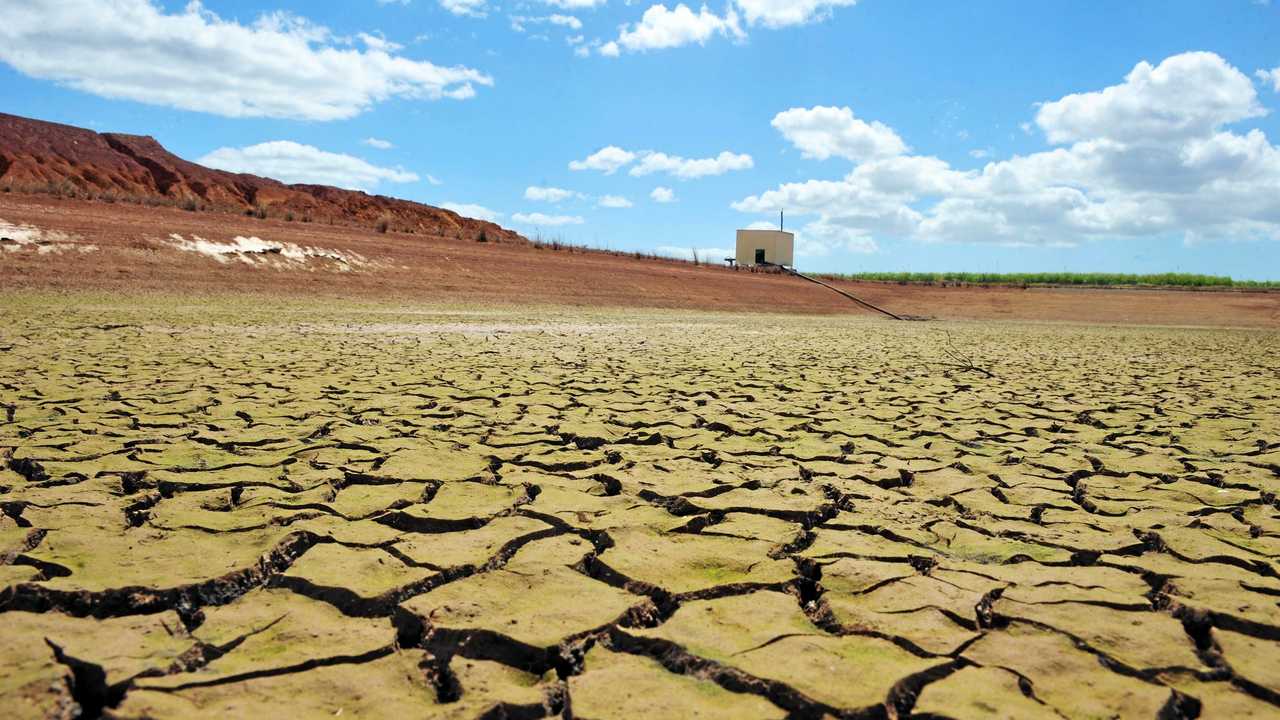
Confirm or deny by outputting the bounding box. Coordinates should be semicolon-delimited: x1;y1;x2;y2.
937;332;997;378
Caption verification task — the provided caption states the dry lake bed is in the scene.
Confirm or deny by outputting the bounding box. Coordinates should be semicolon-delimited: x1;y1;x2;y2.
2;296;1279;718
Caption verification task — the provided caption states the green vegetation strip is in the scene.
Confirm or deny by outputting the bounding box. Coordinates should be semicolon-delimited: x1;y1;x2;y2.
816;271;1280;288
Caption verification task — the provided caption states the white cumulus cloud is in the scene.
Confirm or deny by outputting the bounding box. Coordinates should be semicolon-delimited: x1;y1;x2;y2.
588;0;856;56
0;0;492;121
605;3;743;54
571;146;752;178
771;106;907;162
511;14;583;31
356;32;403;52
362;137;394;150
1035;51;1264;145
549;14;584;28
651;186;676;203
512;212;586;225
794;220;878;254
569;146;638;173
743;219;875;256
525;186;583;202
735;51;1280;254
597;194;634;208
198;141;419;191
630;150;754;178
734;0;857;27
440;0;488;17
540;0;607;8
1257;67;1280;91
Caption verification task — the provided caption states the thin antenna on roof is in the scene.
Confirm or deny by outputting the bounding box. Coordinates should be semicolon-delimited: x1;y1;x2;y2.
780;209;784;231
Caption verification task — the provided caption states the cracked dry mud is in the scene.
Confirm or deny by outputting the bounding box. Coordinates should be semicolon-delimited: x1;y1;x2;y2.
2;300;1279;719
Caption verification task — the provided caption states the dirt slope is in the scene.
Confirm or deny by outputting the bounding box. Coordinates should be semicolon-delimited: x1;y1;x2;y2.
2;194;1278;328
0;112;521;242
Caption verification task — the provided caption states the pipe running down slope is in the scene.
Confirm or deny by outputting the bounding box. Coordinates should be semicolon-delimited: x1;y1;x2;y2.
783;267;904;320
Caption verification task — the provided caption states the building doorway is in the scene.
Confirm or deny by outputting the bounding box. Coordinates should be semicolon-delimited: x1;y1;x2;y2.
754;248;766;264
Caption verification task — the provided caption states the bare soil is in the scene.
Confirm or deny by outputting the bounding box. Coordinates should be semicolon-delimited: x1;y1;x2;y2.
3;194;1277;328
2;301;1278;718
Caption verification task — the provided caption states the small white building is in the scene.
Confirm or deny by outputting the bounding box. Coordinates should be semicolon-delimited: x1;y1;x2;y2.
735;229;794;267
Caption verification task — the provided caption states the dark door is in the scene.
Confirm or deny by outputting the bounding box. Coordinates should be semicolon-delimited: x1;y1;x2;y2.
754;248;766;264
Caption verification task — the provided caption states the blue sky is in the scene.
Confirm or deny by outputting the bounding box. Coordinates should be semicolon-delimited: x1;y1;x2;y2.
3;0;1279;278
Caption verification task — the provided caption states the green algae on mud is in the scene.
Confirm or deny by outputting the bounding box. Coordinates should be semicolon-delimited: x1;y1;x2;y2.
1;295;1279;718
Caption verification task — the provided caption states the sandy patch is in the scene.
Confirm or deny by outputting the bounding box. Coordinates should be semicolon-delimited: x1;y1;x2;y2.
0;218;98;255
164;233;377;271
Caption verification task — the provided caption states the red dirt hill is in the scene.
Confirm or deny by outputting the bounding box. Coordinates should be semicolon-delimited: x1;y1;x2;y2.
0;112;521;242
